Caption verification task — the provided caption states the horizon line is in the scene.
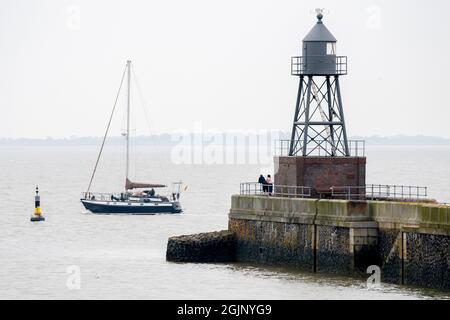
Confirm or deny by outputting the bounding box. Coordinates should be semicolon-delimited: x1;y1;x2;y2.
1;133;450;141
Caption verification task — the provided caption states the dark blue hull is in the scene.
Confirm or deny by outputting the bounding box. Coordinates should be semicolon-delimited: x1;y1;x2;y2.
81;199;182;215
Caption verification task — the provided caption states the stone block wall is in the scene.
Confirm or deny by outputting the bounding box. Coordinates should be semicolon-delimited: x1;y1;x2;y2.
274;156;366;197
377;228;403;284
228;219;314;270
403;232;450;290
229;196;379;276
316;225;352;274
166;231;236;263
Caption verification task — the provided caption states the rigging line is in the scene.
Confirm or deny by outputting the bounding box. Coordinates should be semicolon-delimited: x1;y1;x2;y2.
85;63;128;195
131;66;168;180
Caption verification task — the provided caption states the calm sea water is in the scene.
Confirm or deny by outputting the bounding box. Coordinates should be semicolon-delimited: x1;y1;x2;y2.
0;145;449;299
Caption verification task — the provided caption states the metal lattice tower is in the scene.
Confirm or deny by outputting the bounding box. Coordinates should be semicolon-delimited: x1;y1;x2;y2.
289;10;350;157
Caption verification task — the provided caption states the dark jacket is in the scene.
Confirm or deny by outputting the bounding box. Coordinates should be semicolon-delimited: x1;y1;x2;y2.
258;175;267;184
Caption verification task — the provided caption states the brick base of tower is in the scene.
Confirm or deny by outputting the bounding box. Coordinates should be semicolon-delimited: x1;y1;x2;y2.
274;156;366;198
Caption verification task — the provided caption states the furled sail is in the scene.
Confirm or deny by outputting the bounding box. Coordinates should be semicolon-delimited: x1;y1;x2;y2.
125;178;166;190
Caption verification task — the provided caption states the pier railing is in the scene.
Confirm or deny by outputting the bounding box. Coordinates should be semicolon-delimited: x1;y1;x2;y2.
240;182;312;198
240;183;428;201
274;139;365;157
331;184;428;201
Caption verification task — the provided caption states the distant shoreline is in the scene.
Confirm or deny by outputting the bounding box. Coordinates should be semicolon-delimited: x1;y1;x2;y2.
1;134;449;147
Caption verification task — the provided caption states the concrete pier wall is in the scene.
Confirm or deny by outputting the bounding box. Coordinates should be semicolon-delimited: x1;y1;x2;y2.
228;195;450;290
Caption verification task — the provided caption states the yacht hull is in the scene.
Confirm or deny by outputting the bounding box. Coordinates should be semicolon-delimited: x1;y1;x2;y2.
80;199;182;215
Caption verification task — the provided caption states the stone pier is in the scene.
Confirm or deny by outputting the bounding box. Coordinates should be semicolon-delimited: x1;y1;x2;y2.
166;195;450;290
228;196;450;290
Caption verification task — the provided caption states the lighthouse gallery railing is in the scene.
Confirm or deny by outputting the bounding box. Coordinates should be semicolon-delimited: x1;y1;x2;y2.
291;56;348;76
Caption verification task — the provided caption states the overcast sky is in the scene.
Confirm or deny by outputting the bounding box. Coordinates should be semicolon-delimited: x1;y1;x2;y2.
1;0;449;139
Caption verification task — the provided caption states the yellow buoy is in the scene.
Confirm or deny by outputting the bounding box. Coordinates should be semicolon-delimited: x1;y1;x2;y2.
31;186;45;222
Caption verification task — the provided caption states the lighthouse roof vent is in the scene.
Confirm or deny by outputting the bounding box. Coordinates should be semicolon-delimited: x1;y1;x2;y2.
303;13;337;42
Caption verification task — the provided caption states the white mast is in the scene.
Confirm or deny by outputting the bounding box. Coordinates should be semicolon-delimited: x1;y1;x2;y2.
125;60;131;188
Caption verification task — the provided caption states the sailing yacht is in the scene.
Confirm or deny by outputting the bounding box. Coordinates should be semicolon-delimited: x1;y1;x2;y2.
80;60;183;214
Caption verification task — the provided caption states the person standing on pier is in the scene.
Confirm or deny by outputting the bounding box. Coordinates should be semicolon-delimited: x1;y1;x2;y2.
266;175;273;195
258;174;268;193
